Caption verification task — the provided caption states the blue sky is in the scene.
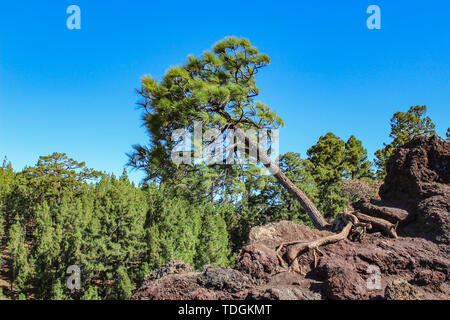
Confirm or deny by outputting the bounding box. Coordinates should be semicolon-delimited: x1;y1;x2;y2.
1;1;449;183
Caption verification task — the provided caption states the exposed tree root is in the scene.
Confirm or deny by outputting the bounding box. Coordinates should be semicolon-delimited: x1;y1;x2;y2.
353;211;398;238
276;213;356;270
276;210;400;272
354;199;410;223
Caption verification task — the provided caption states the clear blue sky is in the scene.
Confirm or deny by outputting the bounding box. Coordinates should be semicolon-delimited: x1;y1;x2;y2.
1;1;449;183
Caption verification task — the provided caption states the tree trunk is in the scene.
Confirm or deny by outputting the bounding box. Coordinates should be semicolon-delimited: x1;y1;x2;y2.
234;129;329;229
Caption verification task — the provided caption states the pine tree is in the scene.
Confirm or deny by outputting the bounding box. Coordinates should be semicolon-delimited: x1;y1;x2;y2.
195;204;231;268
7;220;30;294
115;266;134;299
344;135;373;179
32;202;62;298
307;132;347;219
375;105;436;178
144;184;202;268
0;160;16;242
20;152;102;206
84;172;147;299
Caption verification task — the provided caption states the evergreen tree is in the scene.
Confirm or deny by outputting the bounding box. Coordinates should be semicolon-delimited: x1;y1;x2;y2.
86;172;147;299
0;160;16;242
307;132;347;219
115;266;134;300
375;105;436;178
144;184;202;269
344;135;373;179
195;204;231;268
32;202;62;297
7;220;30;294
20;152;101;206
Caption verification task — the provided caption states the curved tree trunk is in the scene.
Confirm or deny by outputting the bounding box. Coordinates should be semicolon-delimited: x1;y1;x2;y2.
234;129;329;229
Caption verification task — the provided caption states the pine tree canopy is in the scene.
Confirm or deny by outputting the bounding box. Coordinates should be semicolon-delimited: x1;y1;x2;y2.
128;37;284;181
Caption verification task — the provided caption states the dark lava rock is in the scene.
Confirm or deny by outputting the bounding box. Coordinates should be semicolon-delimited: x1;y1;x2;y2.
380;135;449;202
357;135;450;248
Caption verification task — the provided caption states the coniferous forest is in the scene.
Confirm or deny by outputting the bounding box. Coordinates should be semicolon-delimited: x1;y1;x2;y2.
0;105;446;300
0;37;448;301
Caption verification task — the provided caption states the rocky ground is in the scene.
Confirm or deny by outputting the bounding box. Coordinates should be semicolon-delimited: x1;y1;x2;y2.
132;135;449;300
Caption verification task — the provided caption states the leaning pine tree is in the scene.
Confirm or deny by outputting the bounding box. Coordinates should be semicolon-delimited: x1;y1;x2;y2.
129;37;397;269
